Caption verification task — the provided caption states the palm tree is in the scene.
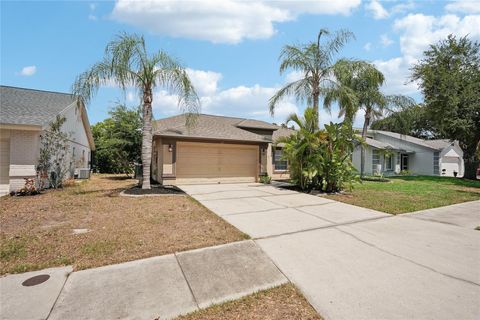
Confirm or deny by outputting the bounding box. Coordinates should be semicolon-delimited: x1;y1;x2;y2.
73;32;199;189
269;28;354;128
280;107;323;190
324;60;414;176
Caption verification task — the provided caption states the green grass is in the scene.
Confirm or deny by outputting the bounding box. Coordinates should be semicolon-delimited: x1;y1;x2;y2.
325;175;480;214
0;239;27;260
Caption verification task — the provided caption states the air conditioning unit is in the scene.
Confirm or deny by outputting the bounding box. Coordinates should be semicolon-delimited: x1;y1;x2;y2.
78;169;91;179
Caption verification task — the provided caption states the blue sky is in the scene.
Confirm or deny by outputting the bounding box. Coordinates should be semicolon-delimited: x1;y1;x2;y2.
1;0;479;127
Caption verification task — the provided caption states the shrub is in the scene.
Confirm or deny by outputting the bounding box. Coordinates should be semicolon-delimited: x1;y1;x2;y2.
12;178;39;196
279;107;358;193
259;175;272;184
399;170;412;176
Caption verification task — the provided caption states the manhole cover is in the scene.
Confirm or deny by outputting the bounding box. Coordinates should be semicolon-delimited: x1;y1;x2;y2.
22;274;50;287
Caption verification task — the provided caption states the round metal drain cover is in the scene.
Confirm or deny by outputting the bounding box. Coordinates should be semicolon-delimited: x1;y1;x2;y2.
22;274;50;287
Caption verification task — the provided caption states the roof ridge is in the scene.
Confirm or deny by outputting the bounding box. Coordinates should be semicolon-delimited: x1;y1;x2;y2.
0;85;74;96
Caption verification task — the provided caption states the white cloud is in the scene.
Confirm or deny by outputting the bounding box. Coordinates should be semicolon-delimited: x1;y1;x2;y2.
150;68;303;124
88;3;98;20
373;57;419;95
380;34;394;47
445;0;480;14
88;14;98;21
185;68;222;96
111;0;361;44
394;13;480;61
126;91;136;102
374;13;480;95
19;65;36;76
285;70;304;83
366;0;389;19
363;42;372;51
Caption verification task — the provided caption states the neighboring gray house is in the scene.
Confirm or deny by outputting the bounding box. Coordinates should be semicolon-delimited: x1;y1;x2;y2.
0;86;95;195
352;130;464;177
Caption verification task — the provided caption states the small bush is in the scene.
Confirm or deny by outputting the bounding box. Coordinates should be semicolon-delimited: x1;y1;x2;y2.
399;170;412;176
259;175;272;184
12;178;39;196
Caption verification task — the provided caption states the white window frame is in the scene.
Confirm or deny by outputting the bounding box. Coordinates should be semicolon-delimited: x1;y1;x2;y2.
385;154;393;171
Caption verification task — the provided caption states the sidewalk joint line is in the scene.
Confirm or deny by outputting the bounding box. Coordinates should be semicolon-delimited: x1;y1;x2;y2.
174;253;200;310
254;215;392;241
45;269;72;320
337;227;480;287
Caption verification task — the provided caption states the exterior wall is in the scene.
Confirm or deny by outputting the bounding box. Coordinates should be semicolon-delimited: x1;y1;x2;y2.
352;145;373;175
374;133;436;175
7;129;41;191
58;103;92;172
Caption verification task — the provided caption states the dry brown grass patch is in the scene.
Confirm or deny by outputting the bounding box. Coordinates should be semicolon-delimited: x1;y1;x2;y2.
0;174;247;275
176;284;321;320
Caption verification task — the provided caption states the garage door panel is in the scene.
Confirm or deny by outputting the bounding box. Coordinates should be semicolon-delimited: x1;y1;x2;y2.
176;142;258;182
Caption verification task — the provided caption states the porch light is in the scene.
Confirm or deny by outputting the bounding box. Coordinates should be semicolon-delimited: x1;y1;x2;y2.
168;144;173;152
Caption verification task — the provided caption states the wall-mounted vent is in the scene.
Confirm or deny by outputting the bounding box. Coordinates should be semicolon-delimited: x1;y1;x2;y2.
78;169;90;179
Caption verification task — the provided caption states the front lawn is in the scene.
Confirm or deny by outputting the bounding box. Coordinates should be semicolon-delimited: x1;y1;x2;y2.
176;284;321;320
0;175;247;275
324;175;480;214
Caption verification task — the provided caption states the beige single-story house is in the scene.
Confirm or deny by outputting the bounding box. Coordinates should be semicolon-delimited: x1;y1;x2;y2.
152;114;294;184
353;130;464;177
0;86;95;195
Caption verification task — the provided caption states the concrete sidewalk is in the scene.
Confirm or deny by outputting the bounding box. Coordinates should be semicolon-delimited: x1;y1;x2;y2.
181;183;480;320
0;240;287;320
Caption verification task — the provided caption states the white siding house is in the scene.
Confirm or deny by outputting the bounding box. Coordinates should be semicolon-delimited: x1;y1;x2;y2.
353;130;464;177
0;86;95;195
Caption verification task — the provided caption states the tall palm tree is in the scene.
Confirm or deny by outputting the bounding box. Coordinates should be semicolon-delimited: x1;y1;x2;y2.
73;32;199;189
324;60;414;176
269;28;354;128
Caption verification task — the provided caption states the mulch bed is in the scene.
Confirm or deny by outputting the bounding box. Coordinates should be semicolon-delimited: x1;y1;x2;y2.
123;184;185;195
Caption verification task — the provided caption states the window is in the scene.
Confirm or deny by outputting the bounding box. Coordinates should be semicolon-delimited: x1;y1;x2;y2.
385;154;393;171
274;149;288;171
372;149;381;173
433;152;440;175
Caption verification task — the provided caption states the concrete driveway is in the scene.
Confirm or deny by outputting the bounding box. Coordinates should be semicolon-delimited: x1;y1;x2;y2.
180;183;480;320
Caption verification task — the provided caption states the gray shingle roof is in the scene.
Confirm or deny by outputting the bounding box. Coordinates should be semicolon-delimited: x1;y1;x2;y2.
0;85;76;127
364;137;395;149
154;114;278;143
423;139;453;149
272;126;295;143
372;130;444;150
236;119;279;130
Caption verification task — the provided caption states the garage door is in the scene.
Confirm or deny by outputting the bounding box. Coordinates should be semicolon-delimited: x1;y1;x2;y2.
176;141;259;184
0;138;10;194
441;156;460;177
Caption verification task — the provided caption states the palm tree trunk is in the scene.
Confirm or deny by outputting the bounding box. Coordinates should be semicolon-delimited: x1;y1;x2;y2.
360;110;371;177
312;89;320;129
141;87;153;189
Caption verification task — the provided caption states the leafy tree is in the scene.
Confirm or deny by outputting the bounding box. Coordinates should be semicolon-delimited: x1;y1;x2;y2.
280;107;357;192
73;32;199;189
411;35;480;178
370;104;432;139
92;104;142;174
269;28;354;128
324;60;414;176
37;115;70;189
